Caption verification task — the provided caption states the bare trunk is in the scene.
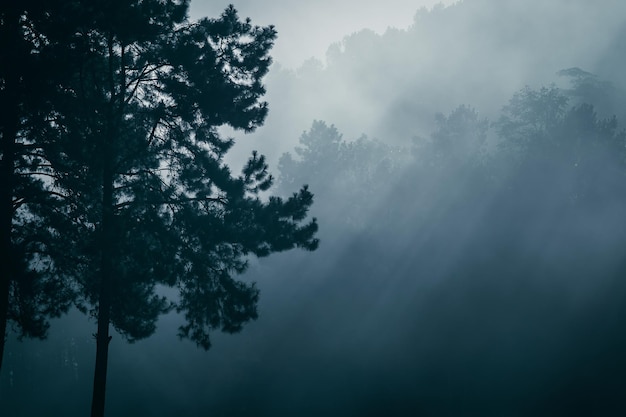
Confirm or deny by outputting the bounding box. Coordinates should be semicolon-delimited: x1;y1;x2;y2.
90;31;118;417
90;240;113;417
90;157;114;417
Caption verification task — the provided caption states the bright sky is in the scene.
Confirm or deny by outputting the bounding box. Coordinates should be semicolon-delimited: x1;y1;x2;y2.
190;0;456;69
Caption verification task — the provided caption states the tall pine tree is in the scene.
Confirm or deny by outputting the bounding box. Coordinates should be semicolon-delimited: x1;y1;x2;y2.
0;0;79;373
35;2;318;416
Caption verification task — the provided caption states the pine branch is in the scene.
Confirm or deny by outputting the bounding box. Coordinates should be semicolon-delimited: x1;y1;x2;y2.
113;195;227;210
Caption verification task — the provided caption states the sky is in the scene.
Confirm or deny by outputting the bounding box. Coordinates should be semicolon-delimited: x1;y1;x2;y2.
189;0;456;69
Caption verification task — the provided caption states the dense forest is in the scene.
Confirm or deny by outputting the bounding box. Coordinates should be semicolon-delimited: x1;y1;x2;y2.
3;0;626;416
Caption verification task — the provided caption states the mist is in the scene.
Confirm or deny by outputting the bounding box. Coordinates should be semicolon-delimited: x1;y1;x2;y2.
3;0;626;416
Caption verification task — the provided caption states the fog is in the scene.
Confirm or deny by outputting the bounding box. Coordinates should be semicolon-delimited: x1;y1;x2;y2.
189;0;456;69
4;0;626;415
221;0;626;168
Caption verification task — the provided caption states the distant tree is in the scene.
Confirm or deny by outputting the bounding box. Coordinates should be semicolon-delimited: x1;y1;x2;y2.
34;3;318;416
489;85;626;246
414;105;489;170
386;105;494;254
496;86;569;153
495;85;626;190
278;121;347;195
557;67;626;119
278;120;404;230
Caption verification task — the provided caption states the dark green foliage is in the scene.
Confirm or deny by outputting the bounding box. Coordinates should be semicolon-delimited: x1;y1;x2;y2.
0;1;80;371
30;1;318;350
3;2;318;414
8;202;77;338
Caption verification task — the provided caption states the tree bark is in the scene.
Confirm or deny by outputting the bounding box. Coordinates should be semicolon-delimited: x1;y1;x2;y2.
90;198;113;417
90;147;115;417
0;133;14;371
0;106;16;374
90;31;118;417
0;4;21;373
0;112;16;373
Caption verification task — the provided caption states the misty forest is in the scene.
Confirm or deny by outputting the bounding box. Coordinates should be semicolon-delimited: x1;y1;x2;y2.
2;0;626;416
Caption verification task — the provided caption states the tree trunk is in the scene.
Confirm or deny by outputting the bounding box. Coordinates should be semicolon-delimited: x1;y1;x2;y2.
0;184;12;373
90;31;118;416
90;162;114;417
0;111;15;374
0;4;21;373
90;271;112;417
0;127;14;372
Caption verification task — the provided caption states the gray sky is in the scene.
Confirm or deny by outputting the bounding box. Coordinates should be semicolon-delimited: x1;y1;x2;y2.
189;0;456;68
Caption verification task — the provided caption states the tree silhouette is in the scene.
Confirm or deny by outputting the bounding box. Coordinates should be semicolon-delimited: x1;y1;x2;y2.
558;67;626;119
27;2;318;416
278;120;404;230
495;85;626;204
0;1;78;373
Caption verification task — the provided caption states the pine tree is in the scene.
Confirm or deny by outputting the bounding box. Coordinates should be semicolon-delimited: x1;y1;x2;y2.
0;0;78;373
36;2;318;416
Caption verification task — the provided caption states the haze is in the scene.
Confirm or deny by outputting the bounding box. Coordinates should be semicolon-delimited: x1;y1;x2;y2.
3;1;626;416
189;0;457;69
